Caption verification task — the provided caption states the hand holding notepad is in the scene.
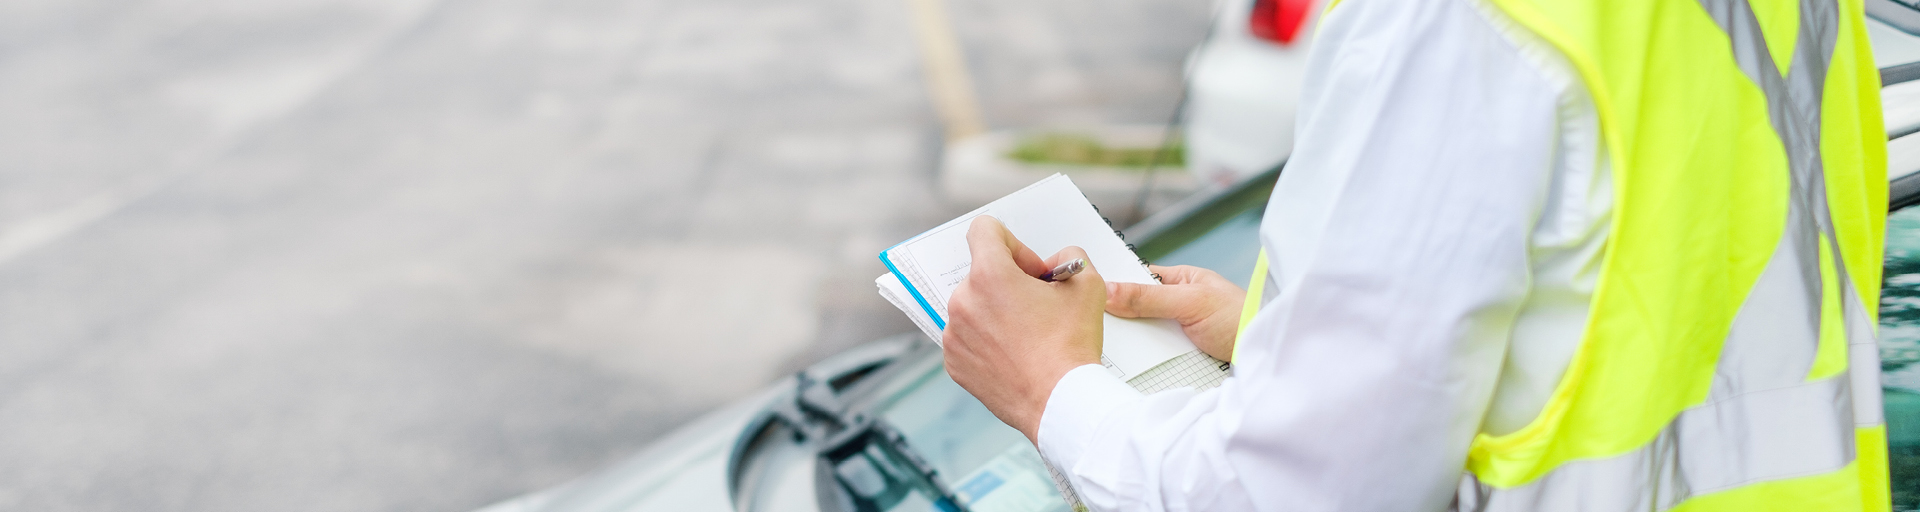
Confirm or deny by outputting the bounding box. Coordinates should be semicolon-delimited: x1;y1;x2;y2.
875;174;1229;388
874;174;1231;509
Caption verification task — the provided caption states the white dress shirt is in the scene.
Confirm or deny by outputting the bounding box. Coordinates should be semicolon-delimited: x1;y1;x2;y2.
1035;0;1612;510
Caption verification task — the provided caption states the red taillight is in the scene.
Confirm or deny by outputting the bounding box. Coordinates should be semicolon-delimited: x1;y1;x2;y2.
1248;0;1312;45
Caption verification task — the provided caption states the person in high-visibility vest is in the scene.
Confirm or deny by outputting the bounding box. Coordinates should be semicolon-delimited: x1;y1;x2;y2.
940;0;1892;509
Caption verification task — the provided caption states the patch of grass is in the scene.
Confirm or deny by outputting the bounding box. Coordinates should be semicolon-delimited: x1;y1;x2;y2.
1006;133;1183;169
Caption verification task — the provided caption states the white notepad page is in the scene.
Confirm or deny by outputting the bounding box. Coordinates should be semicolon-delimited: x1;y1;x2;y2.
876;174;1218;383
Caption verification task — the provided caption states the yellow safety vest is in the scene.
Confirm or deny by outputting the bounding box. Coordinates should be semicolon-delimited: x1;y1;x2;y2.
1236;0;1892;509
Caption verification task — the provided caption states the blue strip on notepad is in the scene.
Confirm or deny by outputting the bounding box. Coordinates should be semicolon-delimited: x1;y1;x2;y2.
879;250;945;330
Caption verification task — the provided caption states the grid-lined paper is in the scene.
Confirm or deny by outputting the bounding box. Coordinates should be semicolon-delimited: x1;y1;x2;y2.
1040;455;1085;512
1127;350;1230;394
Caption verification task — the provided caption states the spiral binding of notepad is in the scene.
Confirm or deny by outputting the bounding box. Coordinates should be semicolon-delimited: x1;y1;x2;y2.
1089;202;1161;283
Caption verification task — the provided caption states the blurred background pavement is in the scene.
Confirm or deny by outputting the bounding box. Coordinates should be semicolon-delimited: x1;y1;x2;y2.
0;0;1207;510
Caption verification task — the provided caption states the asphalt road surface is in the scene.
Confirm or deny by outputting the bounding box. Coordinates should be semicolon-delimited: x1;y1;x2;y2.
0;0;1207;510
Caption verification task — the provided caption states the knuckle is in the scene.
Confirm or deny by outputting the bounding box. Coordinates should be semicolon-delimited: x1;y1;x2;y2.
948;297;974;320
965;218;996;242
1108;285;1136;312
969;262;996;279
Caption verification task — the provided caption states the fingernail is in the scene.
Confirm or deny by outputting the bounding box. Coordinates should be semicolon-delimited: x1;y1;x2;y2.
1105;282;1117;296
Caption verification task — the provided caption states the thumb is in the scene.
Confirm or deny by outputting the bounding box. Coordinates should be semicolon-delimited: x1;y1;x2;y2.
1106;281;1213;322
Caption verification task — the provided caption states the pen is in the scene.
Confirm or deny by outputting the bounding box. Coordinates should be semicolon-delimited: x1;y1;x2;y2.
1039;258;1086;282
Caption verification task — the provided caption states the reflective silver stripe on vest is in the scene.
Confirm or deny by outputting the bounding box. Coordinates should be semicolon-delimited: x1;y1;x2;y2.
1454;0;1881;509
1701;0;1882;429
1456;373;1856;511
1703;0;1882;424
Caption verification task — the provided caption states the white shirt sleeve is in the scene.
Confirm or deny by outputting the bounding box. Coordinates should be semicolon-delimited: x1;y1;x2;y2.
1033;0;1578;510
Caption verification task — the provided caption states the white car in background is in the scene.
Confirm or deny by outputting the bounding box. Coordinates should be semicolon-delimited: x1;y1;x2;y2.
1183;0;1317;187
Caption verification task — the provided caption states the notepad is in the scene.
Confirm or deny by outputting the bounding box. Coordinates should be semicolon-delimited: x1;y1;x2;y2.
874;174;1229;387
876;175;1230;511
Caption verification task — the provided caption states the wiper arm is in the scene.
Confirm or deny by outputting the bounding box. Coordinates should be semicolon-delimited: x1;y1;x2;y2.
817;412;967;512
766;358;969;512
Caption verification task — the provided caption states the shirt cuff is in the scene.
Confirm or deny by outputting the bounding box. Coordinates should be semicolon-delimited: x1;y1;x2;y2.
1037;364;1144;471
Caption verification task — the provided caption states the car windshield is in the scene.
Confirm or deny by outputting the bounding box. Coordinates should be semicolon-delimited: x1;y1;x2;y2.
1882;206;1920;508
875;367;1071;512
1150;204;1265;287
